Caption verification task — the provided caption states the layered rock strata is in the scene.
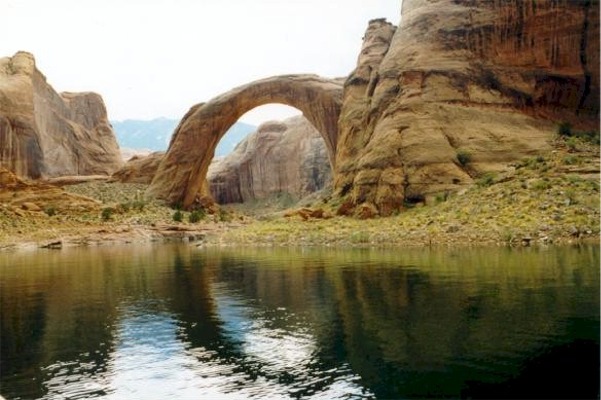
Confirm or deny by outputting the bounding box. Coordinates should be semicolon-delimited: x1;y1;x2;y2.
208;116;331;204
0;52;122;179
335;2;600;216
0;168;100;214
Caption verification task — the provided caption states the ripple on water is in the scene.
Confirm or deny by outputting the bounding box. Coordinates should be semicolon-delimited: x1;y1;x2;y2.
3;245;595;400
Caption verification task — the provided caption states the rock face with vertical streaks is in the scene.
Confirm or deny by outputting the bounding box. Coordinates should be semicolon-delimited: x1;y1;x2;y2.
334;1;599;216
0;51;123;179
208;116;331;204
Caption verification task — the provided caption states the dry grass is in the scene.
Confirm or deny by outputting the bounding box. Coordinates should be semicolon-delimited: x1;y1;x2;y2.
0;137;598;249
212;139;600;247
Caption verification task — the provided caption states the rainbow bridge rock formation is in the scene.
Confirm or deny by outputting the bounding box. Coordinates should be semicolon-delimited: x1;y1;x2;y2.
147;74;343;208
148;0;599;214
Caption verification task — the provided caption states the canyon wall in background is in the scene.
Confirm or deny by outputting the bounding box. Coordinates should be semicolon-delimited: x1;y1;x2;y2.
208;116;331;204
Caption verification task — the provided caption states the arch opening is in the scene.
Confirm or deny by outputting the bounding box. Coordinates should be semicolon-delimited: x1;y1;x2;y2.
208;106;333;209
146;74;343;209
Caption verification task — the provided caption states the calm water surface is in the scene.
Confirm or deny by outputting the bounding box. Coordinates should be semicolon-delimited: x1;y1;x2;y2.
0;244;599;399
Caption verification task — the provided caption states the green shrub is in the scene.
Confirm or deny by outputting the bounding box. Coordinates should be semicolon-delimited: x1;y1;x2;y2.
172;210;183;222
516;156;545;170
562;155;580;165
131;200;146;211
189;209;205;223
435;192;449;204
101;207;114;221
456;150;472;166
565;188;577;205
218;209;232;222
44;207;57;217
566;174;582;184
558;122;600;145
476;173;495;187
558;122;572;137
501;230;515;245
531;179;551;191
566;137;578;151
576;130;600;145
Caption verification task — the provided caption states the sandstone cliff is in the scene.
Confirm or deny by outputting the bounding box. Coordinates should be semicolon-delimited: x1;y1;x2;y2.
0;52;122;179
111;151;165;184
335;2;600;216
145;74;342;208
208;116;331;204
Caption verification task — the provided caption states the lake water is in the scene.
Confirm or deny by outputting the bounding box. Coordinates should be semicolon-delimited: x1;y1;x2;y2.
0;244;599;399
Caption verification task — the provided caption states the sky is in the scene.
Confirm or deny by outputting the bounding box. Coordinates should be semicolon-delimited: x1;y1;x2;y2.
2;0;401;125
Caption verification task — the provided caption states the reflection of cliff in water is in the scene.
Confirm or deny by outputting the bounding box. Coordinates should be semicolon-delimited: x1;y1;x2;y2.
0;245;598;399
327;256;598;398
201;246;600;399
0;249;122;397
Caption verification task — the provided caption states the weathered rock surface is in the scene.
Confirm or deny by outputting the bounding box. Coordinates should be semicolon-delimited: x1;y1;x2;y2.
146;2;598;215
0;52;122;179
0;168;100;214
208;116;331;204
147;74;343;208
334;2;600;216
111;151;165;184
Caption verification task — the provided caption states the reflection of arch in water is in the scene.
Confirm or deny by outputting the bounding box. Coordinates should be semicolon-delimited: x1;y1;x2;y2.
146;74;343;208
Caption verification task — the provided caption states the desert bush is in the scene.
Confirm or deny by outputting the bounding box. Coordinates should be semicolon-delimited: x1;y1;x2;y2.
581;130;600;145
558;122;573;137
435;192;449;204
189;209;205;223
566;137;579;151
476;173;496;187
562;155;580;165
531;179;551;191
558;122;600;145
456;150;472;166
131;200;146;211
218;209;232;222
101;207;114;221
565;189;577;205
172;210;183;222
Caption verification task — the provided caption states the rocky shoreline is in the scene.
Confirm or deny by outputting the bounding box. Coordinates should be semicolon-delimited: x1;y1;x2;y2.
1;138;598;253
1;214;597;253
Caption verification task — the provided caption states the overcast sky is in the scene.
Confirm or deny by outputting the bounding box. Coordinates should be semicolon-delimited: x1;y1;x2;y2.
2;0;400;125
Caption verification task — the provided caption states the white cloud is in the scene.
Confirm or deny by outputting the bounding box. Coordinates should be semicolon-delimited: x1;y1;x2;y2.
1;0;400;124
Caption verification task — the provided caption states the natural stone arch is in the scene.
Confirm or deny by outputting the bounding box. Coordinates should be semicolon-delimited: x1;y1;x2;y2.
147;74;343;208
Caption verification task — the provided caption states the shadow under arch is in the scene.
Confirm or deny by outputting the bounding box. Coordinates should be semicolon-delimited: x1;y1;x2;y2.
146;74;343;208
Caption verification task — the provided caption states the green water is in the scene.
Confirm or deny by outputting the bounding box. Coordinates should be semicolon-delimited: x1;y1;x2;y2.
1;244;599;399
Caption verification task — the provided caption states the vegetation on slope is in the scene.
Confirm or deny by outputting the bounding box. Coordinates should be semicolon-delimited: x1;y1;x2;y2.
0;134;598;249
214;136;600;247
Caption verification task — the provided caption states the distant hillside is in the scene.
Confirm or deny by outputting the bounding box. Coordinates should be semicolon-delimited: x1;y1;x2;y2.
111;118;256;157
